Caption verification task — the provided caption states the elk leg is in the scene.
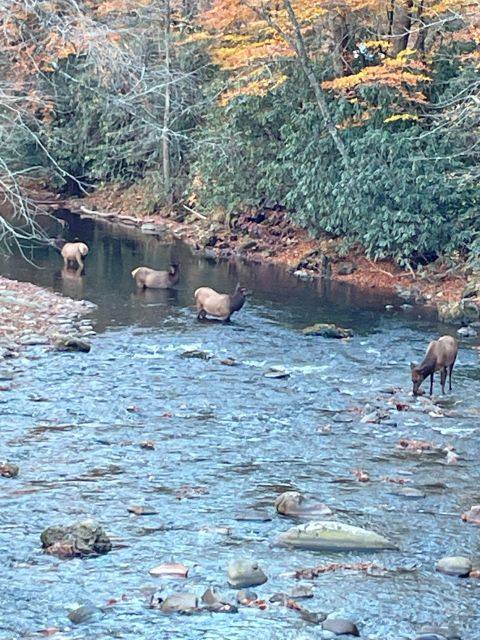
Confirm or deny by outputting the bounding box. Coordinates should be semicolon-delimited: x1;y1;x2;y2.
440;367;447;394
429;372;434;395
448;364;454;391
197;309;206;320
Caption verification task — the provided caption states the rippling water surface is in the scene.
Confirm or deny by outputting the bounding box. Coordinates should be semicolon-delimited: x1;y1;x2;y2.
0;212;479;640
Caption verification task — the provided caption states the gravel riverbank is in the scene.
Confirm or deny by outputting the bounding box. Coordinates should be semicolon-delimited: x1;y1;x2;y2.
0;276;95;354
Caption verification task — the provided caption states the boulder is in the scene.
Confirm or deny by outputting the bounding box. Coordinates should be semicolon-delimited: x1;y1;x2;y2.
160;592;198;613
68;604;102;624
322;618;360;636
336;262;357;276
0;462;19;478
41;518;112;557
52;335;91;353
275;491;332;518
278;521;397;551
436;555;472;577
227;559;268;589
303;323;353;339
437;300;479;324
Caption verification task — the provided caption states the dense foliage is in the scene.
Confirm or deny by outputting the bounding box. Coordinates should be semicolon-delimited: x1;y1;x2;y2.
0;0;478;264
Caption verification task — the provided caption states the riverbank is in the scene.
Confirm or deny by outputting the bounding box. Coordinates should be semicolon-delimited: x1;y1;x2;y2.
58;185;471;305
0;276;95;354
24;182;479;321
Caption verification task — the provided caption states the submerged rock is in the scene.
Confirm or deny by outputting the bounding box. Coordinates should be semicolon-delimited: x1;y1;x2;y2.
302;323;353;339
68;604;102;624
275;491;332;518
264;367;290;379
41;518;112;557
180;349;212;360
436;555;472;577
322;618;360;637
52;335;91;353
278;521;397;551
227;559;268;589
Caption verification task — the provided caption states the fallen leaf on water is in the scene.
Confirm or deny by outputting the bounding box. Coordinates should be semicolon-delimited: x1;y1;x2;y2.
294;562;383;579
245;598;268;610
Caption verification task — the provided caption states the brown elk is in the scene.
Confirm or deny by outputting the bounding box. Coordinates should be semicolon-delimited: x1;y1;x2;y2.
53;239;89;270
131;265;179;289
194;284;249;322
410;335;458;396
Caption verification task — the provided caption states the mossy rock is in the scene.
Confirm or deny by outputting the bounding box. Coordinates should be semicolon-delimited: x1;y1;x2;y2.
52;335;91;352
303;323;353;339
437;301;480;324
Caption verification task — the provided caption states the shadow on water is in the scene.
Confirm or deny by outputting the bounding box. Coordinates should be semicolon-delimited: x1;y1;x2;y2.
0;208;479;640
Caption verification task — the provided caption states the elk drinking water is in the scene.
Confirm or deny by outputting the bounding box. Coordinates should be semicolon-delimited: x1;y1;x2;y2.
131;265;179;289
194;284;249;322
410;335;458;396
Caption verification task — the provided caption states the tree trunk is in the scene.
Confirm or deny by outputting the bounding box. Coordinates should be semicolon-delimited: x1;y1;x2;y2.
393;0;414;55
163;0;172;206
282;0;349;166
330;11;349;77
414;2;428;54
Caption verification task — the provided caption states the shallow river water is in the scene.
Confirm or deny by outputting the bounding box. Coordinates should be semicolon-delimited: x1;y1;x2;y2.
0;212;479;640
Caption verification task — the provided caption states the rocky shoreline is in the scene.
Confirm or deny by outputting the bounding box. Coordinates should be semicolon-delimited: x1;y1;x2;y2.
0;275;95;357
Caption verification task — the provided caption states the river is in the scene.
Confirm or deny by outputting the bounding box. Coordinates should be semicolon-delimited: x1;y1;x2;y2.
0;210;479;640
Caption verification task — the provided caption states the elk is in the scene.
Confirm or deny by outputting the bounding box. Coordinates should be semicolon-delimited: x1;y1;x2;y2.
131;265;179;289
53;239;89;270
194;284;249;322
410;335;458;396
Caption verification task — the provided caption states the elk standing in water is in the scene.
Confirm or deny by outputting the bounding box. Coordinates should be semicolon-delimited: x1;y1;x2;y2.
410;335;458;396
194;284;249;322
131;265;179;289
52;239;89;270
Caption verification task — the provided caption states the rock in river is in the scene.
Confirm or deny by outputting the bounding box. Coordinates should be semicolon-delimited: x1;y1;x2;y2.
436;555;472;577
302;323;353;339
275;491;332;518
0;462;19;478
322;618;360;637
41;518;112;557
52;335;91;353
227;559;268;589
278;521;397;551
160;592;198;613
